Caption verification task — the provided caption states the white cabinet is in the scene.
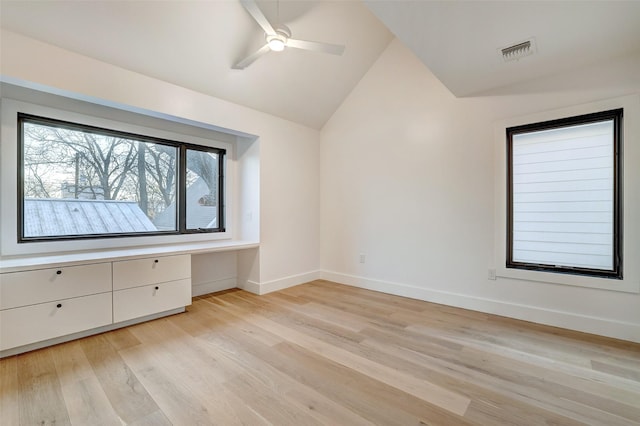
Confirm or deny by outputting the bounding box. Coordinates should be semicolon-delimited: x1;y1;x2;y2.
112;254;191;323
0;263;111;310
0;263;113;352
113;279;192;323
113;254;190;290
0;254;192;356
0;293;113;351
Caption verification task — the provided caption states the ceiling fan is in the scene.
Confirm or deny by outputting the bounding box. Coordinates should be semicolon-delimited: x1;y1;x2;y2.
233;0;346;69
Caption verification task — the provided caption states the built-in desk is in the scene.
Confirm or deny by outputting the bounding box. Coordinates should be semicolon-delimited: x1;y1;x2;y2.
0;240;259;357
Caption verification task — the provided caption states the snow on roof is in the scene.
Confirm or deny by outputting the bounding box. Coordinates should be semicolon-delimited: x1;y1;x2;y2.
153;178;217;230
24;198;157;237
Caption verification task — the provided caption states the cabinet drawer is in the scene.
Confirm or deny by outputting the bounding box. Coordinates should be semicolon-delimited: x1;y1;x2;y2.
113;278;191;323
113;255;190;290
0;263;112;310
0;292;112;351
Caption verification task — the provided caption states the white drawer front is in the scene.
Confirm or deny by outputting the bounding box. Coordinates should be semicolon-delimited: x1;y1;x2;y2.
113;278;191;323
0;263;112;310
0;292;112;351
113;255;191;290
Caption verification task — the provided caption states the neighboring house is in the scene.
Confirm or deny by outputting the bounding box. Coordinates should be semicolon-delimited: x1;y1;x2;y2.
153;178;217;230
23;198;157;237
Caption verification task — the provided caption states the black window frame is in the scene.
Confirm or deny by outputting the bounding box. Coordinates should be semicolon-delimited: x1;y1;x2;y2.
17;113;226;243
506;108;623;279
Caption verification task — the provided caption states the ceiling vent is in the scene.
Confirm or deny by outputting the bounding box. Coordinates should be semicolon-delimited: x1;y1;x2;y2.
500;38;536;62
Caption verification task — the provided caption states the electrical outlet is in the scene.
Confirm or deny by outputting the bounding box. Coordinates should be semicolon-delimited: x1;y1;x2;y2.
359;253;366;264
488;268;497;280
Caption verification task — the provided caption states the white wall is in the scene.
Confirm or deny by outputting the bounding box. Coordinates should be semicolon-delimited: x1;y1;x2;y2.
320;38;640;342
4;27;639;342
0;29;320;291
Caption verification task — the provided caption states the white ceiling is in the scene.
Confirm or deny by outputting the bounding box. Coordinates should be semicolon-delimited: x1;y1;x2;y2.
0;0;393;129
365;0;640;97
2;1;640;129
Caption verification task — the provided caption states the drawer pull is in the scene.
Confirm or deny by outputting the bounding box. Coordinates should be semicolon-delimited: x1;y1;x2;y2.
56;270;62;275
155;286;159;290
154;259;159;264
56;303;62;308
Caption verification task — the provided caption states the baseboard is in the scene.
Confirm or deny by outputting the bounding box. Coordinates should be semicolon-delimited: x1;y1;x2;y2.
239;270;322;295
238;279;261;294
321;270;640;344
193;277;237;296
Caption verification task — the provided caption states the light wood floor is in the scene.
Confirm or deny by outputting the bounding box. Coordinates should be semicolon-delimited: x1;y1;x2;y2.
1;280;639;425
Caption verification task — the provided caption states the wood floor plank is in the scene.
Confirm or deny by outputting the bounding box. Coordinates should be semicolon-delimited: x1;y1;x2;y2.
463;398;584;426
0;355;19;425
51;341;122;425
460;346;640;412
305;280;429;312
103;327;142;351
194;312;375;426
274;340;475;425
60;377;123;426
126;409;173;426
50;340;94;387
17;348;71;425
197;295;284;347
79;333;160;424
273;285;413;332
360;326;639;425
2;280;639;425
592;359;640;382
405;321;640;395
122;318;270;425
119;345;228;425
209;292;472;417
121;325;235;421
205;294;474;425
225;291;366;346
224;372;324;426
266;292;370;332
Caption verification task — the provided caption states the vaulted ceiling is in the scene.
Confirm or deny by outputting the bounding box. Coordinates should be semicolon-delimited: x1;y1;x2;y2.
365;0;640;97
2;1;640;129
0;0;393;129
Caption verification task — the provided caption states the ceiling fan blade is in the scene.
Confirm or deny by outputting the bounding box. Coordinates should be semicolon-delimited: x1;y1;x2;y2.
233;44;271;69
286;39;345;56
240;0;276;35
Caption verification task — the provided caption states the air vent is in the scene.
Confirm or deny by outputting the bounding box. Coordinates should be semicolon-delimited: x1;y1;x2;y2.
500;38;536;62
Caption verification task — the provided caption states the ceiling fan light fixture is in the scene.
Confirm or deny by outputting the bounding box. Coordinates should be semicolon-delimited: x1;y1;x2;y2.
267;27;290;52
268;37;286;52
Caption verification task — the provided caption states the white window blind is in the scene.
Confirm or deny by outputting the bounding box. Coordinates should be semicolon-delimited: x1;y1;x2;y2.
511;120;614;271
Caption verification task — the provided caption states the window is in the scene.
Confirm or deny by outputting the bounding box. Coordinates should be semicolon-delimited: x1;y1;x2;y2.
506;109;622;279
18;113;225;241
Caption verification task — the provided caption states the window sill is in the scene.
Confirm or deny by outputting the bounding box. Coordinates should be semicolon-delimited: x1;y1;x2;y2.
0;240;259;273
496;266;639;294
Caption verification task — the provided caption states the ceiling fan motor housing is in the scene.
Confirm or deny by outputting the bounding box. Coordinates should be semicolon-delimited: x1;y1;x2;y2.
266;26;291;51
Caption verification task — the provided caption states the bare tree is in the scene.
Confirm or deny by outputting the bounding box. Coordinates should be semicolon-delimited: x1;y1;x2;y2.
186;150;218;206
137;143;149;214
75;131;137;200
23;123;70;198
22;122;211;223
24;123;138;201
144;144;177;208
